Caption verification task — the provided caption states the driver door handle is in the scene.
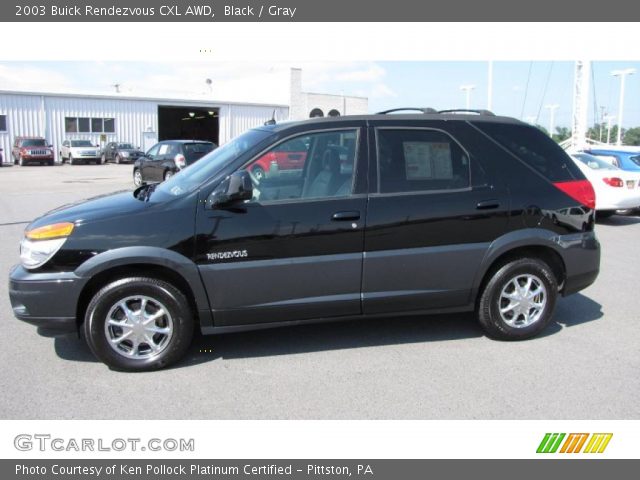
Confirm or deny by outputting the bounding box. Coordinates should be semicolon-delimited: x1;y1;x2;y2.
332;211;360;221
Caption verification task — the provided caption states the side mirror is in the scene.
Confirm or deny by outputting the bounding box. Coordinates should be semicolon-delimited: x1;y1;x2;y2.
208;171;253;208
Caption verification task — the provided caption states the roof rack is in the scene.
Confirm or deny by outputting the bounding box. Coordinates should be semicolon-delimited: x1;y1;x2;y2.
437;109;495;116
377;107;438;115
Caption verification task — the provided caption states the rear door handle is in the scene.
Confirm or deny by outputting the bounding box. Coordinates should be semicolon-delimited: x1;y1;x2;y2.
332;211;361;221
476;199;500;210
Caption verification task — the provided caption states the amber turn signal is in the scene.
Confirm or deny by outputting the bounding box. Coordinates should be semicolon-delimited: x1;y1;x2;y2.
26;222;75;240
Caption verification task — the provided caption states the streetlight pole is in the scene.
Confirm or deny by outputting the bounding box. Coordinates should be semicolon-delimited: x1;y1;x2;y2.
487;61;493;111
460;84;475;110
545;104;559;137
611;68;636;145
604;114;615;145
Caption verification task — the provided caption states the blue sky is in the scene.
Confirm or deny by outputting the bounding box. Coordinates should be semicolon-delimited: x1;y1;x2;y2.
1;61;639;129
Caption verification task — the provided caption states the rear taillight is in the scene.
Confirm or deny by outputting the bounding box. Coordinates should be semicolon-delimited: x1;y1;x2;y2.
602;177;624;188
553;180;596;210
174;154;186;169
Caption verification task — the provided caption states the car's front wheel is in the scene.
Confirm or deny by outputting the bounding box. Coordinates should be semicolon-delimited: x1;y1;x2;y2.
478;257;558;340
83;277;194;371
133;168;143;187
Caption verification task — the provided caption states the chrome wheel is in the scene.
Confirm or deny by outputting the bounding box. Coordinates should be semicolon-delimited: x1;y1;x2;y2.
499;274;547;328
104;296;174;359
133;169;143;187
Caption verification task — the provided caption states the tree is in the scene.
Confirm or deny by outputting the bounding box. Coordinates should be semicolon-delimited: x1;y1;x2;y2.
623;127;640;146
552;126;571;143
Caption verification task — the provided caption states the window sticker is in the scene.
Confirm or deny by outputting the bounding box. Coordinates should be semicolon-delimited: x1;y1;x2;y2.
403;141;453;180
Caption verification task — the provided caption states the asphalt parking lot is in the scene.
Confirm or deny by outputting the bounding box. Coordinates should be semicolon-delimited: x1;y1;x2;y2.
1;163;639;419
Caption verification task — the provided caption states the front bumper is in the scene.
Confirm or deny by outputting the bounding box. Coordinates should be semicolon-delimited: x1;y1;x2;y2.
8;265;85;334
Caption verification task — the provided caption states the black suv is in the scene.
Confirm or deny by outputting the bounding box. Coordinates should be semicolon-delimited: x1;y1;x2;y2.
133;140;217;186
101;142;144;164
8;110;600;371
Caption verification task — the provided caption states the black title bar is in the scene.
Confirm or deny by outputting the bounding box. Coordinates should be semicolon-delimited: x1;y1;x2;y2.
5;0;640;21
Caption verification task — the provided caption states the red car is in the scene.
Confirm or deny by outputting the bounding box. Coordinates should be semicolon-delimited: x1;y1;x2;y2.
250;138;307;180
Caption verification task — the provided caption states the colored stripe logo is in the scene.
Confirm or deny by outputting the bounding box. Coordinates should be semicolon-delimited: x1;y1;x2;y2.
537;433;612;453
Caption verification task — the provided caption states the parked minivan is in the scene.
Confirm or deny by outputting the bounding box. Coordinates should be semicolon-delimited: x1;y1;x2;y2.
9;110;601;371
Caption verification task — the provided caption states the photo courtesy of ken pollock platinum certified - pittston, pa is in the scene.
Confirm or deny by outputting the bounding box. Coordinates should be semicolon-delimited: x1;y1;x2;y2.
15;463;363;476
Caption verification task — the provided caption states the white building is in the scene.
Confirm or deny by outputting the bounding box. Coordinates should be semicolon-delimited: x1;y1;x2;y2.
0;68;368;165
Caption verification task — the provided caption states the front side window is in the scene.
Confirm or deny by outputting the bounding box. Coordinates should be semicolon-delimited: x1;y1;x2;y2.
245;129;357;202
376;129;470;194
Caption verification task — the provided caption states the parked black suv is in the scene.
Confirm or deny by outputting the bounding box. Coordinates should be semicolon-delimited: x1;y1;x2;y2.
133;140;217;186
101;142;144;164
8;110;600;371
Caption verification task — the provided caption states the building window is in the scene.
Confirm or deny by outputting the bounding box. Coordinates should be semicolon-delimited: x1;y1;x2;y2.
309;108;324;118
0;114;7;132
328;109;340;117
65;117;116;134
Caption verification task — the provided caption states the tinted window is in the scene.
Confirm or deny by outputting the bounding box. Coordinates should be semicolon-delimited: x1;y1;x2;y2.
65;117;77;133
183;142;215;161
631;155;640;167
71;140;93;147
0;115;6;131
21;139;46;147
376;129;470;193
104;118;115;133
78;118;90;133
118;143;133;149
476;123;581;182
91;118;103;133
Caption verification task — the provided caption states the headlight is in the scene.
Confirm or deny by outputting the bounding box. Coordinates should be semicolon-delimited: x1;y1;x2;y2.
20;222;74;269
121;151;129;157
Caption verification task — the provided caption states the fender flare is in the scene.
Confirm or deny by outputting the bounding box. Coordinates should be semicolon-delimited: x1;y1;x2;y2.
75;246;212;327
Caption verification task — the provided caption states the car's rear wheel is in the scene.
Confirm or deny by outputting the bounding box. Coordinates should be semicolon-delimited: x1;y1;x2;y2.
133;168;143;187
478;257;558;340
83;277;194;371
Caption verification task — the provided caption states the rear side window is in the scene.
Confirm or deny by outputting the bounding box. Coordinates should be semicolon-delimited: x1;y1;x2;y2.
631;155;640;167
475;123;581;182
183;142;215;161
376;129;470;194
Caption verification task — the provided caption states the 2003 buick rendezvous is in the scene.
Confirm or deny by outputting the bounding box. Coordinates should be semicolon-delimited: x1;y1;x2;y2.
9;109;600;371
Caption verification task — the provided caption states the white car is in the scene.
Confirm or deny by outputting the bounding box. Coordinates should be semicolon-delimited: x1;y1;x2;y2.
571;153;640;217
60;140;102;165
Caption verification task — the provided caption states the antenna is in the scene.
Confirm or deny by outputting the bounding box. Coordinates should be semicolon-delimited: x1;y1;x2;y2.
111;84;121;93
264;109;277;126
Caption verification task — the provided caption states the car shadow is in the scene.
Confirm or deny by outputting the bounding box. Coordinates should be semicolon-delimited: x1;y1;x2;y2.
52;293;603;369
596;214;640;226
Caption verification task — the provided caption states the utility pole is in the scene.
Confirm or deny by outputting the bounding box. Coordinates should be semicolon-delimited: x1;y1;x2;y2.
460;84;475;110
604;114;615;144
612;68;636;145
545;104;559;138
599;106;607;142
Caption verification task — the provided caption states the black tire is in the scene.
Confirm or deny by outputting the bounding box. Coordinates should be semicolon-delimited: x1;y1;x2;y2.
83;277;194;371
69;154;75;165
101;153;107;164
478;257;558;340
48;160;54;166
18;156;25;166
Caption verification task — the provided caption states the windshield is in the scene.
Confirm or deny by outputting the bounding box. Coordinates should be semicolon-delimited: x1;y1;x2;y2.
574;153;618;170
154;129;274;197
71;140;94;147
118;143;134;149
21;139;46;147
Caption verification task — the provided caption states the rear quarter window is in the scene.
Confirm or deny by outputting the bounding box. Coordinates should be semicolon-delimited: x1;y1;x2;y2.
475;123;582;182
